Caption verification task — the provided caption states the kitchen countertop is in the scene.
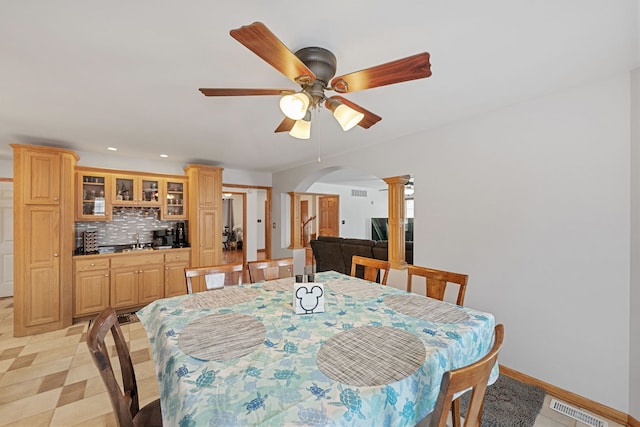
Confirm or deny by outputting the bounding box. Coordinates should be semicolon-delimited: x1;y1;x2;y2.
73;245;190;257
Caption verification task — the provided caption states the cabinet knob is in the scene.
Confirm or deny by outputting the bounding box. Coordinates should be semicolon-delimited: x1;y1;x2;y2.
104;274;109;277
53;197;59;201
53;253;59;257
90;263;95;266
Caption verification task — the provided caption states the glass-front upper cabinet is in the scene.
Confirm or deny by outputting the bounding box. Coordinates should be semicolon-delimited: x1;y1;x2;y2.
162;179;187;219
76;171;111;221
112;174;161;206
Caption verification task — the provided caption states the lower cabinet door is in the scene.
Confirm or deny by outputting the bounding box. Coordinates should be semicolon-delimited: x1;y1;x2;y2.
110;267;138;309
138;264;164;304
165;261;189;297
74;270;110;316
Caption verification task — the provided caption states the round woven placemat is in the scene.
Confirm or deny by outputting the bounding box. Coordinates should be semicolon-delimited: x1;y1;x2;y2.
181;287;261;310
178;313;266;361
263;277;295;292
384;294;470;323
327;280;384;299
316;326;425;387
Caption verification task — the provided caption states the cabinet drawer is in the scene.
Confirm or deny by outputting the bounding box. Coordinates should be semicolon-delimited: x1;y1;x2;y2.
75;258;110;271
164;251;191;263
111;253;164;268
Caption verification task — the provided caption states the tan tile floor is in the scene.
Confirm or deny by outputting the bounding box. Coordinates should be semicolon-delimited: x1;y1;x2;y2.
0;297;625;426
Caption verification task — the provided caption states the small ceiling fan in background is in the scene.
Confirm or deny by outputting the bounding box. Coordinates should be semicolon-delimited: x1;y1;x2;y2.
199;22;432;139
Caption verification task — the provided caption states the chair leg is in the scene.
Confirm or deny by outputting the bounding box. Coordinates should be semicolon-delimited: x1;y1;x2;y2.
451;399;462;427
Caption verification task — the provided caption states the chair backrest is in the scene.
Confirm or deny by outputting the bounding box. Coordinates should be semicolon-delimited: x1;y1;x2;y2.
407;265;469;306
86;307;142;426
429;324;504;427
184;262;244;294
350;255;390;285
247;258;294;283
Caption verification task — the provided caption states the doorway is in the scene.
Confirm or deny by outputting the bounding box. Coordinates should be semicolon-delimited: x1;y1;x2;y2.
221;185;271;281
0;180;13;297
318;195;339;237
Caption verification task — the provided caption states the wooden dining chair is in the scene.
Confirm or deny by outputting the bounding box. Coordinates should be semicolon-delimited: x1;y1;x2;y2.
407;265;469;306
87;307;163;427
350;255;390;285
184;262;244;294
428;324;504;427
247;258;294;283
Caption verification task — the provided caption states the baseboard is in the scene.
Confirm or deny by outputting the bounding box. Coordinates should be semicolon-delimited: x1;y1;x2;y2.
499;365;630;426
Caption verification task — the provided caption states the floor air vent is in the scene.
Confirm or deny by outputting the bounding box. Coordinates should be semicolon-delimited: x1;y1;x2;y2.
549;398;607;427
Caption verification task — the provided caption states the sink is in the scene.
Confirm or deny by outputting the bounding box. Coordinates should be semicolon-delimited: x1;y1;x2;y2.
121;247;154;253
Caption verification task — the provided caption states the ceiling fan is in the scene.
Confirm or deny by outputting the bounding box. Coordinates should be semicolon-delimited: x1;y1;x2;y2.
199;22;432;139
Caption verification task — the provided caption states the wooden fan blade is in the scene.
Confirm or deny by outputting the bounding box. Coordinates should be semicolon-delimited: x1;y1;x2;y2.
274;117;295;133
199;88;294;96
326;96;382;129
330;52;431;93
230;22;316;85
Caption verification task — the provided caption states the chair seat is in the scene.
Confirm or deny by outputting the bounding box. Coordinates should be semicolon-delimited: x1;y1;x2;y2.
133;398;163;427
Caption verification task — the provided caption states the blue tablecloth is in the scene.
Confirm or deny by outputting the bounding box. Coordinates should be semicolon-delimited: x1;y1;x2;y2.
137;271;497;426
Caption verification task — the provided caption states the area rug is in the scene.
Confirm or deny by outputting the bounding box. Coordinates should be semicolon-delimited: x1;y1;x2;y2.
459;374;546;427
116;312;140;325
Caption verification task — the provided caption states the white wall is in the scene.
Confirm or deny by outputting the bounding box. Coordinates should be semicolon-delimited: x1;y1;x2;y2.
272;74;632;413
76;150;272;187
630;66;640;418
0;159;12;178
307;182;388;239
256;190;266;250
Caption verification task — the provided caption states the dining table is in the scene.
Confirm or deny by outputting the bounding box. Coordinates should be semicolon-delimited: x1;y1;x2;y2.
137;270;498;426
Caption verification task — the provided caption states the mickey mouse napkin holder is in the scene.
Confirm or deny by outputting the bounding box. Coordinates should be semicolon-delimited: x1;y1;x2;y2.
293;283;325;314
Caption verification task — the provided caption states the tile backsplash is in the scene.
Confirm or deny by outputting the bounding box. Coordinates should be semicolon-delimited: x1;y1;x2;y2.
75;207;186;248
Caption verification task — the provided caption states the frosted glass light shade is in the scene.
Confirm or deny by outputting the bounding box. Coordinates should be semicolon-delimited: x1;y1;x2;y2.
333;104;364;131
279;92;310;120
289;118;311;139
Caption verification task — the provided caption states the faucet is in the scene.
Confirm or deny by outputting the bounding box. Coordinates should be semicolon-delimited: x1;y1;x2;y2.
134;233;141;248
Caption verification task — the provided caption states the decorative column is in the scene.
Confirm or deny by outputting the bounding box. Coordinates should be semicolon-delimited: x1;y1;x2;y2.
288;192;303;249
383;175;410;269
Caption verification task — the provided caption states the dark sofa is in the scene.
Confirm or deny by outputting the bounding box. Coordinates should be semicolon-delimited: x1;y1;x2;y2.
310;236;413;275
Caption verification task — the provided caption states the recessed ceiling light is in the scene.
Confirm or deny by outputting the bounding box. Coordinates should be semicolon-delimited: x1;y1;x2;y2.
107;147;117;151
160;154;168;158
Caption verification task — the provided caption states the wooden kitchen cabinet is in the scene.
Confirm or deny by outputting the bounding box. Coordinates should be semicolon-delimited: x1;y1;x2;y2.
164;250;190;297
112;174;161;206
12;144;77;336
162;178;188;219
185;165;223;293
21;149;61;204
76;169;111;221
24;206;61;327
110;253;164;309
74;257;110;316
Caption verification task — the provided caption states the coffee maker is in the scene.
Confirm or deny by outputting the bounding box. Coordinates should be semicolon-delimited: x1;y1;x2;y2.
174;222;187;247
152;229;174;248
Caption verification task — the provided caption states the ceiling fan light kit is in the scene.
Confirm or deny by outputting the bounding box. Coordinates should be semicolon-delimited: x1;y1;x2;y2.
199;22;432;139
326;98;364;131
279;91;311;120
289;113;312;139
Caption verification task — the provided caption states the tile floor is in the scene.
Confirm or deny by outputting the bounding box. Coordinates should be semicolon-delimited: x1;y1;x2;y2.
0;297;625;426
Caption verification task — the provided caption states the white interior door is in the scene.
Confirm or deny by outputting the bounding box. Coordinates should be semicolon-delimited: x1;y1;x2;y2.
0;181;13;297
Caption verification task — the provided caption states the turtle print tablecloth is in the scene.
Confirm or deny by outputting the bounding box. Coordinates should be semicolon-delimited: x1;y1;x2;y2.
137;271;497;426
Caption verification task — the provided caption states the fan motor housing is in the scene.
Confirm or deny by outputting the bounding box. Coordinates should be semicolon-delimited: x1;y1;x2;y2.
294;47;337;104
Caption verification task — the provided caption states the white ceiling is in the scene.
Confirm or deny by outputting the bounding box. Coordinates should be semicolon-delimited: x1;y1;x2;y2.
1;1;638;175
